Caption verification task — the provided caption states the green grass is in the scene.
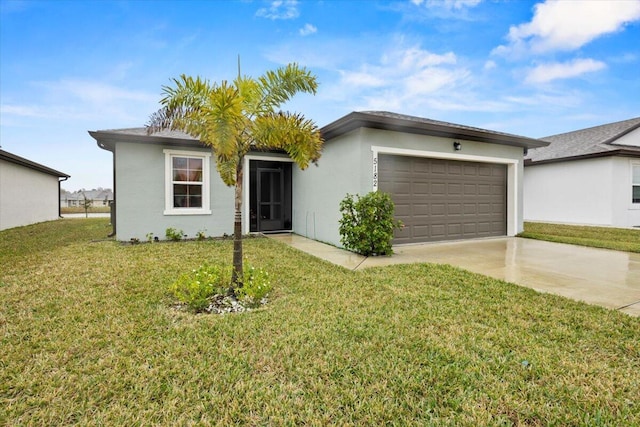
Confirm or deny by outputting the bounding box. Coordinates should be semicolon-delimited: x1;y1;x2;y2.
521;222;640;253
2;219;639;425
61;206;111;214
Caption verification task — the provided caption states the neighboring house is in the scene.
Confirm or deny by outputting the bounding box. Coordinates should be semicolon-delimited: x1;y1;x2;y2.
90;111;546;245
0;149;70;231
524;117;640;228
61;189;113;207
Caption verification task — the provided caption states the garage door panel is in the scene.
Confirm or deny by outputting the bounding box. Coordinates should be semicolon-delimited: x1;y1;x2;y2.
379;155;507;244
431;203;446;216
413;203;430;216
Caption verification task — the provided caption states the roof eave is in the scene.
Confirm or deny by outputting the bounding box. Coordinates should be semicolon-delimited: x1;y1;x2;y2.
89;130;207;153
0;149;70;178
524;149;640;166
320;112;548;149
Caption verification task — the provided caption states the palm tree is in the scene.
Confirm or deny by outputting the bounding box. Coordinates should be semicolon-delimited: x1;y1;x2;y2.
147;63;323;295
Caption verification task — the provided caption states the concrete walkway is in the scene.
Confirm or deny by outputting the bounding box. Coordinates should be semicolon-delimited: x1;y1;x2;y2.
269;234;640;317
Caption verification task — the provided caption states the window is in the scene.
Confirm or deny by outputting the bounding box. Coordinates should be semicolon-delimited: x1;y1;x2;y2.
164;149;211;215
633;163;640;204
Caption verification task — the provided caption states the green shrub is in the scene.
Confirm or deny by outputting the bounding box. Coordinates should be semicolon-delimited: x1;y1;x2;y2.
169;264;228;312
165;227;184;241
237;265;272;308
338;191;402;256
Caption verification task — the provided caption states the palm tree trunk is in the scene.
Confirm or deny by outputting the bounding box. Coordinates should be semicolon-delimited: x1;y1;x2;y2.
231;164;244;295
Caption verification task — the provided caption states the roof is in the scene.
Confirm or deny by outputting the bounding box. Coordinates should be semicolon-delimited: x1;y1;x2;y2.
320;111;549;149
525;117;640;165
0;149;70;178
90;128;203;152
92;112;548;153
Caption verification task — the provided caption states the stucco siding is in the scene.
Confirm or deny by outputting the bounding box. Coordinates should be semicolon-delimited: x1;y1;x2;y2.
293;129;365;245
114;143;235;240
524;157;615;226
293;127;525;247
612;156;640;227
0;159;60;230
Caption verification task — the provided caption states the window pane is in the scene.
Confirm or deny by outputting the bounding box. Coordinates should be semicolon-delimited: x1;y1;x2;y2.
173;157;188;169
188;169;202;182
633;186;640;204
173;156;203;182
188;158;202;170
174;169;188;181
173;184;202;208
633;165;640;184
174;195;187;207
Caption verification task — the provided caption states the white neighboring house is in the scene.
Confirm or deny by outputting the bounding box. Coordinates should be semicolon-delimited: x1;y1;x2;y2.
524;117;640;228
61;189;113;207
0;149;70;231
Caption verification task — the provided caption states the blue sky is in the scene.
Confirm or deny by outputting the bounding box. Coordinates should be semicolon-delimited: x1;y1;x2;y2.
1;0;639;191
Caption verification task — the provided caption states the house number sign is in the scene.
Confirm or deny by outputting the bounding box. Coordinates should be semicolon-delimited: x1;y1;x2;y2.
372;154;378;191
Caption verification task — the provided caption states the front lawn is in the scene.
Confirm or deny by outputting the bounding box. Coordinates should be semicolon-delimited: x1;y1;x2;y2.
521;222;640;253
1;219;639;425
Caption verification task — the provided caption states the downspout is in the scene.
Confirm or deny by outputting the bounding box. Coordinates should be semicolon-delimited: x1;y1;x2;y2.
59;176;69;218
108;150;116;237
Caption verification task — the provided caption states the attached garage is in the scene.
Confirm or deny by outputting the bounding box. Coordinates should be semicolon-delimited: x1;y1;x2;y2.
379;155;507;244
292;111;548;248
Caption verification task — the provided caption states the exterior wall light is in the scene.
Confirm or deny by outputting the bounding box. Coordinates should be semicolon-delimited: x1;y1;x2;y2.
453;141;462;151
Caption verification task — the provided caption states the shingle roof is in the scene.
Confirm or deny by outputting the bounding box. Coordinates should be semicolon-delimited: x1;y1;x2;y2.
321;111;548;149
0;149;70;178
525;117;640;164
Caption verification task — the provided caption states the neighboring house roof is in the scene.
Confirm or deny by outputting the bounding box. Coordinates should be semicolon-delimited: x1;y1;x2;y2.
321;111;549;149
62;189;114;201
525;117;640;165
0;149;70;178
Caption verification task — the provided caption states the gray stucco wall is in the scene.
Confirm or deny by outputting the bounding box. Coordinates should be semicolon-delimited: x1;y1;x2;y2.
293;127;525;247
0;159;60;230
114;142;235;241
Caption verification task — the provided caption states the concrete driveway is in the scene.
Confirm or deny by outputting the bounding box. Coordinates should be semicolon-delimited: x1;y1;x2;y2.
270;235;640;316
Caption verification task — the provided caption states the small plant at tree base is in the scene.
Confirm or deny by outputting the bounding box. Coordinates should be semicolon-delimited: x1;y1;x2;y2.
339;191;403;256
165;227;184;241
169;264;228;312
237;265;272;308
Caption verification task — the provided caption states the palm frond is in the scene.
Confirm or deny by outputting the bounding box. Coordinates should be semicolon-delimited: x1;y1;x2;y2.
215;154;238;187
146;75;213;135
253;112;323;169
256;63;318;115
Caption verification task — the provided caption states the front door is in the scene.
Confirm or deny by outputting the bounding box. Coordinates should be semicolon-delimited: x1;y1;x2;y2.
250;160;292;232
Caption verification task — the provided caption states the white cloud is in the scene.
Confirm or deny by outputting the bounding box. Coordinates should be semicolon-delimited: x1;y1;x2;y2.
340;70;385;88
2;80;157;123
525;58;606;84
495;0;640;56
411;0;481;10
484;60;496;70
327;45;476;113
256;0;299;20
299;23;317;36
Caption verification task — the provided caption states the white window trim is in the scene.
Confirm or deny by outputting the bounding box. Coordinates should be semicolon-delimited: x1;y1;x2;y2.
371;146;520;237
631;161;640;209
163;149;212;215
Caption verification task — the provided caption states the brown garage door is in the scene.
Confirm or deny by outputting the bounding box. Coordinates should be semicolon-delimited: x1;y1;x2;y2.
378;155;507;244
